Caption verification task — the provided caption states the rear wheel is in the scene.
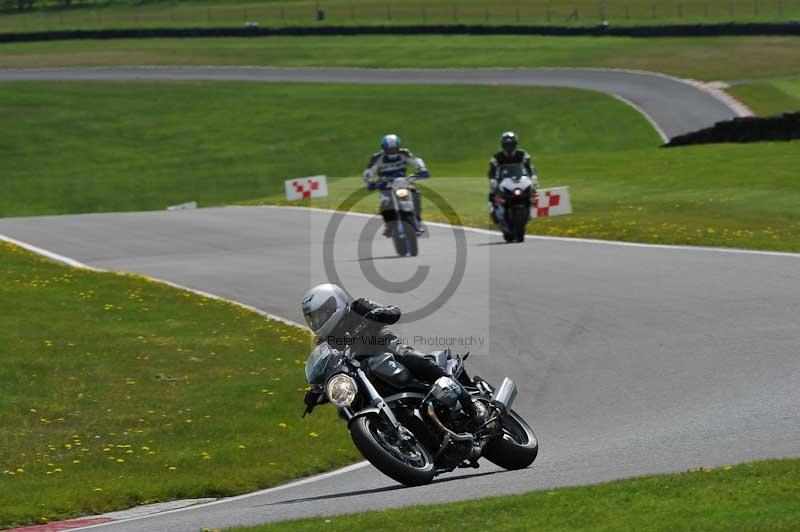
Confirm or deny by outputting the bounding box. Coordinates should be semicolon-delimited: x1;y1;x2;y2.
350;414;435;486
483;410;538;470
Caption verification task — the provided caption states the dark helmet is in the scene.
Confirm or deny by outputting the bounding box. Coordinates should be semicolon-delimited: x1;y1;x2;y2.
500;131;518;155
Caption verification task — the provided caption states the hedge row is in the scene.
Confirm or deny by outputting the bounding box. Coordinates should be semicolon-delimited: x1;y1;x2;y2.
664;112;800;147
2;22;800;42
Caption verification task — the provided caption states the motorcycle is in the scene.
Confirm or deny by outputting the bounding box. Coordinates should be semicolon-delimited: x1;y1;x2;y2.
303;311;539;486
368;174;428;257
491;164;537;243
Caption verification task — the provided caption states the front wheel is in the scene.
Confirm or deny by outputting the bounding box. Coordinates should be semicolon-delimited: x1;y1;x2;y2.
350;414;435;486
510;206;528;243
482;409;538;470
401;212;418;256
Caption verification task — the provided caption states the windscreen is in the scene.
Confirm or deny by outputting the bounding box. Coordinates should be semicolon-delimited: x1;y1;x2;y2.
499;165;526;179
304;342;334;385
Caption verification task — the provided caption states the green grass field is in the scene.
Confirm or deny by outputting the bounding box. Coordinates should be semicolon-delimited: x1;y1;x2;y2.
0;241;360;528
234;458;800;532
2;0;799;33
2;81;799;251
2;35;800;82
0;81;656;217
728;76;800;115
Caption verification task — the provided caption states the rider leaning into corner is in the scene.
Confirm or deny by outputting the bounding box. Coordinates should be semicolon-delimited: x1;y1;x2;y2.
363;134;430;236
301;283;484;426
487;131;538;222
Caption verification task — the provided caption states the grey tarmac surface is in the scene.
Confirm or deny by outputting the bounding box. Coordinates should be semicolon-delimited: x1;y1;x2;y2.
0;67;740;139
1;206;798;531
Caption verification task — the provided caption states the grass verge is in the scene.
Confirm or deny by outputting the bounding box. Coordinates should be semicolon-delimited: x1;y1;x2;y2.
2;35;800;81
232;458;800;532
728;76;800;115
0;241;360;528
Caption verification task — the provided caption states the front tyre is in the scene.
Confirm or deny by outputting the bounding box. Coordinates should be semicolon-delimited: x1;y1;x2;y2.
401;212;419;256
350;414;435;486
483;409;538;470
510;206;528;243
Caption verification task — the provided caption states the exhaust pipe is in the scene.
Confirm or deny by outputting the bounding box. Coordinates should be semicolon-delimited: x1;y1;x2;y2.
491;377;517;412
425;402;473;442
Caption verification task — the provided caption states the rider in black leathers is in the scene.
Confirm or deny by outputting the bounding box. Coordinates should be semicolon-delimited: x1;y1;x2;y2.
302;291;479;421
487;131;537;222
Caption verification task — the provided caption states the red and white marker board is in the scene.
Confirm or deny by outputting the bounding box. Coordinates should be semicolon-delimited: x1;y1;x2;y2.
531;186;572;218
284;175;328;201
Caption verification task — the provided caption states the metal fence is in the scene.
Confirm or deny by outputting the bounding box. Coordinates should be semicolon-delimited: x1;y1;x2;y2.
2;0;800;32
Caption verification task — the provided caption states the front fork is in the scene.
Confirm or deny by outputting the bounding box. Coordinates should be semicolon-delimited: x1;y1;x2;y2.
355;367;402;429
389;191;421;233
492;203;511;234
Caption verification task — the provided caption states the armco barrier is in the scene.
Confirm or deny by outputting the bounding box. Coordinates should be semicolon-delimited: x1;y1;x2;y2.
664;112;800;147
2;22;800;43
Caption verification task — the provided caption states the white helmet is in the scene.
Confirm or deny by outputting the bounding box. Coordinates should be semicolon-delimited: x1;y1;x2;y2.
301;283;349;338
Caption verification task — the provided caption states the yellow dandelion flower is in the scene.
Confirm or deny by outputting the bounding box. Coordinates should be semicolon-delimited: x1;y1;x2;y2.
278;422;288;429
309;432;319;438
94;488;103;492
116;459;125;463
238;445;246;449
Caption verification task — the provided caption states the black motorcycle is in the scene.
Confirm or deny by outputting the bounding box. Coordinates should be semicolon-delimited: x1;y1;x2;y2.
303;312;538;486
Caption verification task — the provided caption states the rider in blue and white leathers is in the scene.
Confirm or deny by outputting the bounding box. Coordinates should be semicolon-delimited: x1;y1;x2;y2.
363;134;430;235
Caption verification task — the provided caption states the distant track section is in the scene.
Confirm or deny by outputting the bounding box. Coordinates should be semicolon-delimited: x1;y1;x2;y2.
0;66;742;138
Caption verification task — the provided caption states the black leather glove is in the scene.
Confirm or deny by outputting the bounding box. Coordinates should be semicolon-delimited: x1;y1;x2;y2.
304;390;321;407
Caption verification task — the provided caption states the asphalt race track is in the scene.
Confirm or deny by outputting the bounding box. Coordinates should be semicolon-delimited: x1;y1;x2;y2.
1;206;798;531
0;66;743;139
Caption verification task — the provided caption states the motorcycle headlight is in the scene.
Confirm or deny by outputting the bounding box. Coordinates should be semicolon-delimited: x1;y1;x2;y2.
513;188;522;196
395;188;410;198
326;374;357;407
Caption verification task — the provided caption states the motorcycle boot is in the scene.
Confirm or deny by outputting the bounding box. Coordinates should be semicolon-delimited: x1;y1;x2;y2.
456;383;487;430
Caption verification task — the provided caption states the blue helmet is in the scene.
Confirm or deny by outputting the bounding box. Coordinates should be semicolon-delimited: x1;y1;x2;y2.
381;134;401;154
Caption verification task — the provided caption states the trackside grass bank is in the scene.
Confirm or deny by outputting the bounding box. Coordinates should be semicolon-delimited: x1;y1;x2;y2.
234;458;800;532
0;81;656;218
0;241;360;528
2;35;800;81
